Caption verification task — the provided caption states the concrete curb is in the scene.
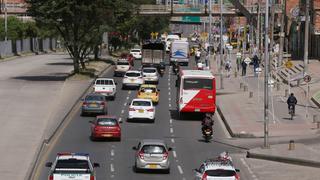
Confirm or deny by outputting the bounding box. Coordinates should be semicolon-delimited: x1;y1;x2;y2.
216;105;235;137
246;151;320;168
26;61;114;180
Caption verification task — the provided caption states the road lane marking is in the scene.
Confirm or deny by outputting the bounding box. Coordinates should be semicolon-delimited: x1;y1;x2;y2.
121;110;125;114
126;96;129;100
124;103;127;106
128;90;131;94
171;138;175;143
177;165;184;174
170;127;173;133
169;103;171;107
169;97;171;101
170;119;173;124
173;150;177;158
240;158;259;180
168;91;171;95
110;163;114;172
168;87;171;90
111;149;114;157
118;117;122;123
110;175;114;178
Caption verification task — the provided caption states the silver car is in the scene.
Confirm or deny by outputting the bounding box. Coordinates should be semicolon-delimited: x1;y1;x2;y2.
142;67;159;84
81;93;108;116
133;139;172;173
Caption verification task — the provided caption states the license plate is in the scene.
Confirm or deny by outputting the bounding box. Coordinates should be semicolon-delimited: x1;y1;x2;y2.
90;103;98;107
195;109;200;112
103;134;112;137
148;164;158;169
205;131;211;135
130;79;134;82
138;109;144;113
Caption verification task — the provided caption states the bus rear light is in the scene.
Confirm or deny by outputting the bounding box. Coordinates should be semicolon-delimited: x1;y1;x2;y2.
49;175;53;180
208;95;213;99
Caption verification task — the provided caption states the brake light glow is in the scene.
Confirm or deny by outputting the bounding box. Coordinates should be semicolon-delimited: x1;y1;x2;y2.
147;108;154;112
82;102;88;106
100;102;105;106
163;152;168;160
202;172;208;180
57;152;89;156
138;151;144;159
235;173;240;180
129;108;135;111
49;175;53;180
90;175;95;180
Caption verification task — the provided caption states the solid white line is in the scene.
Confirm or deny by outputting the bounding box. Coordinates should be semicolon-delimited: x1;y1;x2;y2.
111;149;114;157
170;119;173;124
173;150;177;158
241;158;258;180
110;164;114;172
177;165;184;174
121;110;125;114
170;127;173;133
171;138;175;143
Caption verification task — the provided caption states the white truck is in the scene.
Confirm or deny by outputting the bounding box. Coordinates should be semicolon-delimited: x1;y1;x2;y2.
46;153;100;180
165;34;180;52
93;78;117;100
141;42;165;68
170;40;190;66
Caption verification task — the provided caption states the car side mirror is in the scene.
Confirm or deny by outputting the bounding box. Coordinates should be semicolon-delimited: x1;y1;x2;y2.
45;162;52;167
93;163;100;168
115;82;118;85
193;168;200;173
235;169;240;172
168;147;172;151
118;119;123;123
157;89;160;91
132;146;138;150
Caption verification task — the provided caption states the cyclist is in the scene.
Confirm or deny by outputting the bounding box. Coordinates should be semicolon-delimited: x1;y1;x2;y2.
287;93;297;115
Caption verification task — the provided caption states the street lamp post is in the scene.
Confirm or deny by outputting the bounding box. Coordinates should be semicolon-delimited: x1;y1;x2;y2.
207;0;212;68
4;0;7;56
219;0;224;89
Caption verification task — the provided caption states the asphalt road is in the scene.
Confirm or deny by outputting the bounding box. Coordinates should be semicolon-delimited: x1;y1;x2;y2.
37;57;251;180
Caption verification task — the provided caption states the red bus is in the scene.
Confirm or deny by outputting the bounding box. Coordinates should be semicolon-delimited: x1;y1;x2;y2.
176;70;216;119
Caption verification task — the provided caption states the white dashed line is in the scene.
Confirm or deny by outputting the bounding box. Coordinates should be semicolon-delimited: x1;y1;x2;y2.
110;174;114;178
170;119;173;124
121;110;125;114
126;96;129;100
170;127;173;133
173;150;177;158
171;138;175;143
118;117;122;123
169;97;171;101
177;165;184;174
169;103;171;107
168;87;171;90
168;91;171;95
128;91;131;94
124;103;127;106
110;163;114;172
111;149;114;157
240;158;259;180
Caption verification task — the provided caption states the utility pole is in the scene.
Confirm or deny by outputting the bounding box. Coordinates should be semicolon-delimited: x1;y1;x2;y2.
270;0;275;70
263;0;270;148
256;1;260;56
4;0;7;55
219;0;224;89
207;0;212;68
278;0;285;67
303;0;309;75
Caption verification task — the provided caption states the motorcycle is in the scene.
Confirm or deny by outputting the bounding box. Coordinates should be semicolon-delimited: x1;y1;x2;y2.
159;68;165;77
202;128;213;142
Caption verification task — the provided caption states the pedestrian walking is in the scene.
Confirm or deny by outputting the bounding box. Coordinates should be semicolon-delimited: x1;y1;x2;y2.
241;60;247;76
253;55;259;76
225;60;232;78
236;52;242;72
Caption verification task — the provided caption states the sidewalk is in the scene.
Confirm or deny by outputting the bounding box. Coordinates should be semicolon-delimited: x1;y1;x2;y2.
210;53;320;179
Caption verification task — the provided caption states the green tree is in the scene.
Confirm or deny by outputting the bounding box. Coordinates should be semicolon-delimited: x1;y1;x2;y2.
27;0;113;73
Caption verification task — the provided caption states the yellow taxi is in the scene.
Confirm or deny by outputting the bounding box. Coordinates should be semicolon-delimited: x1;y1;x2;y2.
137;84;159;104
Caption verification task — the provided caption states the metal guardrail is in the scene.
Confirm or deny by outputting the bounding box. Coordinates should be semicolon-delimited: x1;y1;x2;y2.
138;4;282;15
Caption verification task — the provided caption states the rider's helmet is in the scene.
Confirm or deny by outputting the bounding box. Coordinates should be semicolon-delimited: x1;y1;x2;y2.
205;113;212;118
290;93;294;96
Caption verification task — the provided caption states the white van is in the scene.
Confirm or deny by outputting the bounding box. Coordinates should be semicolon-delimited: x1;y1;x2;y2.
94;78;117;100
165;34;180;52
170;40;190;66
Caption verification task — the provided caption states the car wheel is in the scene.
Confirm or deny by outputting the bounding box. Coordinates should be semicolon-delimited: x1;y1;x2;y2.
80;111;85;116
134;164;141;173
164;168;170;174
90;135;96;141
117;137;121;142
112;95;116;101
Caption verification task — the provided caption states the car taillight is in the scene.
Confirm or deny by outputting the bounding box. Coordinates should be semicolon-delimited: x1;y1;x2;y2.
100;102;105;106
83;102;88;106
147;108;154;112
129;108;135;111
49;175;53;180
90;175;95;180
94;126;101;132
235;173;240;180
202;172;208;180
138;151;144;159
163;151;168;160
138;92;141;96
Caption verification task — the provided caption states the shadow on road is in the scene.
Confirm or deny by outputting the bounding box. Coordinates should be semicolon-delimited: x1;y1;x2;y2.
12;75;68;81
169;109;203;121
46;62;74;66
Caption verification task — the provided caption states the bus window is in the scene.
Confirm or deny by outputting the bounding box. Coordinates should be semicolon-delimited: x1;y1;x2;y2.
183;79;213;90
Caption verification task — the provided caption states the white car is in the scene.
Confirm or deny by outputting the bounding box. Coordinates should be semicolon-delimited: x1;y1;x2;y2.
122;70;144;89
130;49;142;59
128;99;155;122
194;158;240;180
94;78;116;100
114;59;131;77
142;67;159;84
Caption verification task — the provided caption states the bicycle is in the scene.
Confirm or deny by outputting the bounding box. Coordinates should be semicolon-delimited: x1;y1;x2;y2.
289;105;294;120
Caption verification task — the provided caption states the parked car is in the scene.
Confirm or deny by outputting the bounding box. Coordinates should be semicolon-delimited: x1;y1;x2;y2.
122;70;144;89
90;115;121;141
45;152;100;180
142;67;159;84
93;78;116;100
194;158;240;180
127;98;155;122
81;93;108;116
130;48;142;60
137;84;160;104
132;139;172;173
114;59;131;77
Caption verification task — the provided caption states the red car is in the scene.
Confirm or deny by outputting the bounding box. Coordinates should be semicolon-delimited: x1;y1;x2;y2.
90;115;121;141
120;53;135;66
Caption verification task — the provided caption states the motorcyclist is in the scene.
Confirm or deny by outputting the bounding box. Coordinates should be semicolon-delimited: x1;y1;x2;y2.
287;93;297;115
195;49;201;64
172;61;180;74
158;62;165;76
201;113;214;135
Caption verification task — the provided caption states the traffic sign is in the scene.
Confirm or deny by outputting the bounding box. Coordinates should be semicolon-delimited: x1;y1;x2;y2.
304;75;311;83
244;57;251;65
285;60;293;69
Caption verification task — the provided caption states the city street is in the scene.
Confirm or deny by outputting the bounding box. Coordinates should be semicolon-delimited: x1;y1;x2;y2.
36;59;252;180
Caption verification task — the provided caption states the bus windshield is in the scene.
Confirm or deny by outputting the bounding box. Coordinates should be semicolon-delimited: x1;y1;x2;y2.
183;78;213;90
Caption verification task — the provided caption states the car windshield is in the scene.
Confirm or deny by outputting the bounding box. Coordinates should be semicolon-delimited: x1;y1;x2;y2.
132;101;151;106
95;79;113;85
97;118;117;126
143;69;156;73
55;159;90;169
126;72;141;77
183;78;213;90
85;95;104;101
205;169;236;176
140;87;156;93
117;62;129;65
131;49;140;52
141;145;165;154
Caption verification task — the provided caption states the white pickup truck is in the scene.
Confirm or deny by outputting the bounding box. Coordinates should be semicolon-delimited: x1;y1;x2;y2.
93;78;117;100
46;153;100;180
